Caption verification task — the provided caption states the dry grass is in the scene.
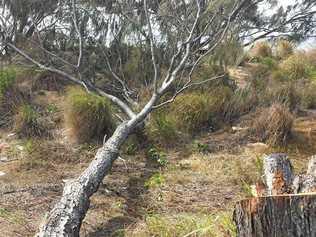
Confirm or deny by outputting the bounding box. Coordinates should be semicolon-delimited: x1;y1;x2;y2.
64;87;114;143
279;52;312;80
276;39;294;59
250;41;273;59
252;103;294;146
127;212;236;237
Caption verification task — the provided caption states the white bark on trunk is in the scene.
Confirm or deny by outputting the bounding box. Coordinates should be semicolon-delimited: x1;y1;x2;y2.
36;122;131;237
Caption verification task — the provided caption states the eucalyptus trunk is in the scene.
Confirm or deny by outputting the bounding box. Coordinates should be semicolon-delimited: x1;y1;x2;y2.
37;122;132;237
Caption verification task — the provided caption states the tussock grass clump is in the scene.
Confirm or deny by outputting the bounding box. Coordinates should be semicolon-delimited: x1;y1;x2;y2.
170;91;223;133
263;82;300;111
252;103;294;146
64;87;114;143
250;41;273;59
279;53;312;80
13;104;45;137
298;83;316;109
276;40;294;59
223;87;257;121
147;87;232;144
146;110;179;146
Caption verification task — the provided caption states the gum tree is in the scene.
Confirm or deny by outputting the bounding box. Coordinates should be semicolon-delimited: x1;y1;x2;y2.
0;0;315;236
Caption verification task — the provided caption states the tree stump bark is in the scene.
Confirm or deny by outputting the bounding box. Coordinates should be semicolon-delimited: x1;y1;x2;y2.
234;153;316;237
233;194;316;237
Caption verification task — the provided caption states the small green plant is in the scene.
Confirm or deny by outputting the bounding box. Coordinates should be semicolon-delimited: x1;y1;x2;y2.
125;143;138;155
147;147;168;167
260;57;277;69
193;141;210;154
25;139;35;153
254;156;264;177
46;104;58;114
241;180;254;197
144;173;165;189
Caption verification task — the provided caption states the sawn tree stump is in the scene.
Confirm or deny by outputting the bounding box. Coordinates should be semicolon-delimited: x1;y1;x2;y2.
234;153;316;237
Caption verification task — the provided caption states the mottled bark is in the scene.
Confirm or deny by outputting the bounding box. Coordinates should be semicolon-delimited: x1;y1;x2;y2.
234;195;316;237
36;122;131;237
263;153;293;195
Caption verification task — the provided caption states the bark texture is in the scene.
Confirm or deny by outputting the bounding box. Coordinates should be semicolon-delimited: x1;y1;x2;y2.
36;122;131;237
233;195;316;237
263;153;293;195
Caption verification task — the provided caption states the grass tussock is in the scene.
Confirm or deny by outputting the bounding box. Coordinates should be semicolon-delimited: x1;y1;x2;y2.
299;83;316;109
279;53;312;80
252;103;294;146
64;87;114;143
276;39;294;59
13;104;45;138
147;87;233;145
250;41;273;59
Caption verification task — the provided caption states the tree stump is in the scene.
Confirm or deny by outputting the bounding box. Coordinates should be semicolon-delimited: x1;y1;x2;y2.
263;153;293;195
234;194;316;237
234;153;316;237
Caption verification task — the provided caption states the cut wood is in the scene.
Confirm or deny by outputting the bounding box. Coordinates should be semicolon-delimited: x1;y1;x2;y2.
234;154;316;236
234;194;316;237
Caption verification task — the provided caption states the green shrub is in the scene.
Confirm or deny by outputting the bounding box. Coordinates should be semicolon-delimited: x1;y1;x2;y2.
276;40;294;59
64;87;114;143
146;110;178;146
279;53;312;80
147;147;168;167
13;104;44;137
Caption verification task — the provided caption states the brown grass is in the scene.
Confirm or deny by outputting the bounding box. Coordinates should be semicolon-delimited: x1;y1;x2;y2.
276;39;294;59
252;103;294;146
250;41;273;59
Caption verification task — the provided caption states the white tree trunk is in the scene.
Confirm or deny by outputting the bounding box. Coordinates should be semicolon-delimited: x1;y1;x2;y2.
36;122;131;237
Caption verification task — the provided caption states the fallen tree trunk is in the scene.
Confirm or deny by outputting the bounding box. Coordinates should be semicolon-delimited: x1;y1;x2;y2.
36;122;131;237
234;194;316;237
234;153;316;237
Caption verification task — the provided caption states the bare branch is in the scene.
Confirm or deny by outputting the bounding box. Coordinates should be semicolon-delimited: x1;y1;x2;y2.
72;0;83;69
144;0;158;93
6;42;136;119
